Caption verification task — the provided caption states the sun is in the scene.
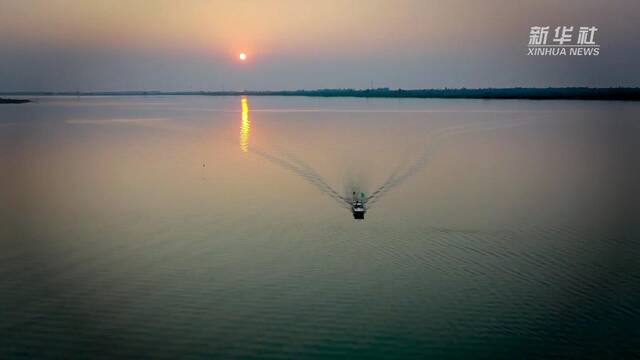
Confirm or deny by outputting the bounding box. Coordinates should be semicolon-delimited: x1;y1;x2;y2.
239;52;247;61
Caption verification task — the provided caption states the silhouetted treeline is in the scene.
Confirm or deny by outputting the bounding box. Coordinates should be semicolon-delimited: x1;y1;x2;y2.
0;98;30;104
261;87;640;100
3;88;640;100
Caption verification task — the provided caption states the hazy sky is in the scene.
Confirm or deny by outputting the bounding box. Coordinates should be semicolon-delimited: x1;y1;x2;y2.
1;0;639;91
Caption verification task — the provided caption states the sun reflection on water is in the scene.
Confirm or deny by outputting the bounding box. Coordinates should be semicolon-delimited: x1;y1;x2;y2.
240;97;250;152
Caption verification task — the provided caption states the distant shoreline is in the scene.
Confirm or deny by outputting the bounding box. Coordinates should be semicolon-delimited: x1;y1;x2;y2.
0;98;30;104
2;88;640;101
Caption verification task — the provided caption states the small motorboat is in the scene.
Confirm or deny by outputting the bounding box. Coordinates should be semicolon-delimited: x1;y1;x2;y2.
352;200;366;219
351;192;366;219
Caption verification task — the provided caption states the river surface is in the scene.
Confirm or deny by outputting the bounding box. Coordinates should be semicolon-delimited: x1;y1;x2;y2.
1;96;639;358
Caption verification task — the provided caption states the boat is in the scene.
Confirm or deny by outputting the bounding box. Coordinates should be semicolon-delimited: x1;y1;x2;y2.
352;200;366;219
351;192;366;219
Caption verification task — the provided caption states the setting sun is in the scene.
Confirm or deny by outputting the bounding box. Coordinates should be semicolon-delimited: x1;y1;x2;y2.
239;52;247;61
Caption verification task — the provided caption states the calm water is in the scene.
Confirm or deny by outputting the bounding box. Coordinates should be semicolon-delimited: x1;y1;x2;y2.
1;96;639;358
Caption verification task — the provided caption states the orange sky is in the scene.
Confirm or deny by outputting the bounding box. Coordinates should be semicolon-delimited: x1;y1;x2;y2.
0;0;551;58
2;1;421;55
1;0;639;90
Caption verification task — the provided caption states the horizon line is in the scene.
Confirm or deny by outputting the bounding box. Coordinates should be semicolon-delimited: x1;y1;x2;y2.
2;86;640;94
3;87;640;102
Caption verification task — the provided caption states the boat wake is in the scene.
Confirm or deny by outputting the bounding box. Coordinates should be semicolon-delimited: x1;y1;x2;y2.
249;147;352;210
365;119;531;207
239;96;530;217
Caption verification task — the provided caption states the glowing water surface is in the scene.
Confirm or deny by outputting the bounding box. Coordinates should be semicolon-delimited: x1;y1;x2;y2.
1;96;638;358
